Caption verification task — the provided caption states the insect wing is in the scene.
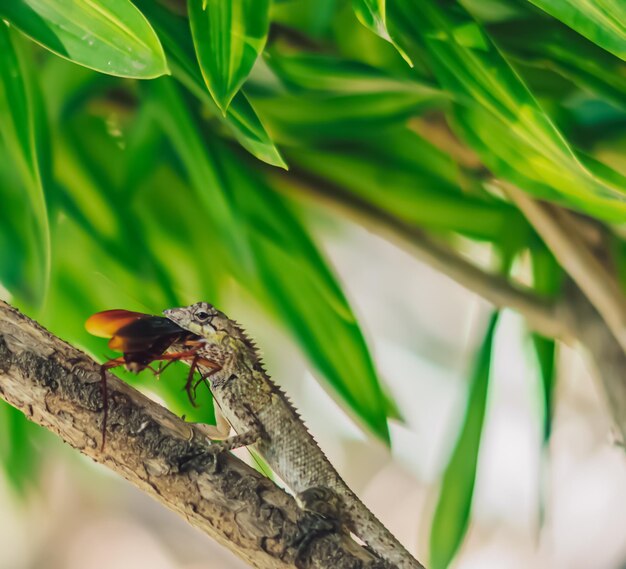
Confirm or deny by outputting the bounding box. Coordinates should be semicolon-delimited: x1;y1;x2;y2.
85;309;150;339
107;316;185;353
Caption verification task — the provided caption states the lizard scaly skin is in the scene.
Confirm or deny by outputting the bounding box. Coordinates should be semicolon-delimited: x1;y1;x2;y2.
164;302;425;569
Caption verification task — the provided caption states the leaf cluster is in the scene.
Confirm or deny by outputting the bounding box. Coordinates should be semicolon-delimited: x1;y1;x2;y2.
0;1;624;567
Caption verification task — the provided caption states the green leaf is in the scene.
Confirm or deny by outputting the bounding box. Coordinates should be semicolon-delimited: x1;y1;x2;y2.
530;244;562;441
0;25;50;304
133;167;225;307
492;20;626;110
219;147;391;441
429;313;498;569
524;0;626;62
284;129;520;241
0;0;168;78
0;401;41;496
261;52;446;142
388;0;626;221
271;0;338;38
148;78;250;265
255;90;444;142
132;0;286;168
528;243;561;527
267;52;423;93
189;0;270;112
0;170;30;296
121;100;164;196
613;236;626;291
352;0;412;65
457;106;626;222
532;334;556;441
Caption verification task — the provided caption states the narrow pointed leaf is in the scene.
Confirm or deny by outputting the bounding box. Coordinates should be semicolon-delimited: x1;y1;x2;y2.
255;90;445;142
133;0;286;167
389;0;626;221
282;129;521;241
0;400;41;495
430;313;498;569
0;0;168;78
218;147;391;441
455;106;626;221
148;78;249;265
524;0;626;61
0;163;32;297
530;245;562;441
532;334;556;441
267;52;426;93
189;0;270;112
0;25;50;304
492;20;626;110
353;0;413;65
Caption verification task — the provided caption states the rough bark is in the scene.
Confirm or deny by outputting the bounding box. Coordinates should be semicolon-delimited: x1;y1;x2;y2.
0;300;387;569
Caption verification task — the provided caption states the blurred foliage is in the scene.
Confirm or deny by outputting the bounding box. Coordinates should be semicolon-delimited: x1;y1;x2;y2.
0;1;625;566
429;313;499;569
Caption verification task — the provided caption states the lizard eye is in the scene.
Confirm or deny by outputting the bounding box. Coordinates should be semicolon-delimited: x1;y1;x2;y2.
195;311;212;322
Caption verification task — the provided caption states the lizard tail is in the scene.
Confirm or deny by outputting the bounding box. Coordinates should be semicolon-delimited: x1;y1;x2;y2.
336;485;426;569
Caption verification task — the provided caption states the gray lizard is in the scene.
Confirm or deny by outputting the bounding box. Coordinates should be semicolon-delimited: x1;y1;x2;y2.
164;301;425;569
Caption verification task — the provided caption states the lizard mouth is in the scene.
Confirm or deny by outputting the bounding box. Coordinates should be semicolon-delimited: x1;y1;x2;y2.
162;308;177;320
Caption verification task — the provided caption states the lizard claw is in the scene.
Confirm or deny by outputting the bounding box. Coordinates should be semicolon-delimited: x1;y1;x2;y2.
298;486;344;522
291;510;337;569
290;485;347;566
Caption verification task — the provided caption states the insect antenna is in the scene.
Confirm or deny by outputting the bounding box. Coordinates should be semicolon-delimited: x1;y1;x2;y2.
98;355;127;451
100;366;108;451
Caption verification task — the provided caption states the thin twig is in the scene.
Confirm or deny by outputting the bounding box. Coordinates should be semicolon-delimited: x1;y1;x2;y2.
562;284;626;443
500;182;626;353
271;168;569;341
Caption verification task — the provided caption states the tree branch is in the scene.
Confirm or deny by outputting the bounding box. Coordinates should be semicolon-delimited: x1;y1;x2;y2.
500;182;626;354
562;285;626;443
271;168;569;341
0;300;386;569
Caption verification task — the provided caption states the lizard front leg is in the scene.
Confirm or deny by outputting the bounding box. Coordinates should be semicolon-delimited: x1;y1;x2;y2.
207;426;263;452
179;419;264;474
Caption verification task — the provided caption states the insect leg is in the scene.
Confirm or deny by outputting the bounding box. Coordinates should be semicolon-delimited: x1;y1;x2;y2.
99;356;126;451
180;355;221;406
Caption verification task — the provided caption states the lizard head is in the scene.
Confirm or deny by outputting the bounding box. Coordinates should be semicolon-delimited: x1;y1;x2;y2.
166;303;261;361
163;302;232;342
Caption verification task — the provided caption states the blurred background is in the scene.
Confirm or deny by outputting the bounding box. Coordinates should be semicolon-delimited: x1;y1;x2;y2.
1;0;626;568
